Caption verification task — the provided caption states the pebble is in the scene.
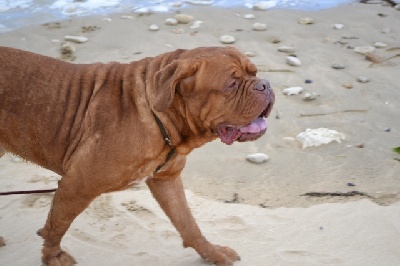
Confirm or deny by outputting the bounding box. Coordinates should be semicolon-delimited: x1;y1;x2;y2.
165;18;178;26
252;23;267;31
174;14;194;24
246;153;269;164
342;83;353;89
384;128;391;132
278;46;295;53
149;24;159;31
303;92;317;101
245;52;256;57
332;23;344;29
357;76;370;83
298;17;314;24
305;79;313;84
244;14;255;19
253;1;275;11
286;56;302;67
121;15;133;19
381;28;391;34
347;182;356;187
102;18;112;22
331;63;346;69
190;20;203;29
220;35;236;44
283;87;303;95
64;35;88;44
354;46;376;54
374;42;387;48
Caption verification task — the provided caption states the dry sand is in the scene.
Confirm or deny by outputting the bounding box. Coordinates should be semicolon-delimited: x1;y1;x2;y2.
1;3;400;265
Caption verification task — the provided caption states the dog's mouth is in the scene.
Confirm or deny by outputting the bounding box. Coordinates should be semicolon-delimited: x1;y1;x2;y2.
217;103;273;145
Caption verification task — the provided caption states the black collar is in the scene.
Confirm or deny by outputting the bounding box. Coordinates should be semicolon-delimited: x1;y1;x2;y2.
152;112;176;173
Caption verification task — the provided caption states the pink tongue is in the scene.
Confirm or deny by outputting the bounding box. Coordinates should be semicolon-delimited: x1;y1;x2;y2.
239;117;267;133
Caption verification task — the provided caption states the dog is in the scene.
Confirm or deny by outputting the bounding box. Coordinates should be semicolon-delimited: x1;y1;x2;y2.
0;46;274;265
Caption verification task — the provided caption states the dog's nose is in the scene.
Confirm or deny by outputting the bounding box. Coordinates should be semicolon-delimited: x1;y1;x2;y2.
254;79;272;92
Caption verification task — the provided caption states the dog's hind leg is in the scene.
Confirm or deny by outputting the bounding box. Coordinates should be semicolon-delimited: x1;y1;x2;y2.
37;175;99;266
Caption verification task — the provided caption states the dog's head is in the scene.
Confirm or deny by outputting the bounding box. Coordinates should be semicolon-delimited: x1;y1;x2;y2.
148;46;275;145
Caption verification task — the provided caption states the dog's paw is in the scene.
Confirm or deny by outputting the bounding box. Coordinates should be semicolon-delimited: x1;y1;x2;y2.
42;250;76;266
199;243;240;266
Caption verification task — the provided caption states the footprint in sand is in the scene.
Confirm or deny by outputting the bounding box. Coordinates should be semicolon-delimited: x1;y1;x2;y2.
21;194;53;208
121;200;156;220
28;175;59;185
279;250;342;264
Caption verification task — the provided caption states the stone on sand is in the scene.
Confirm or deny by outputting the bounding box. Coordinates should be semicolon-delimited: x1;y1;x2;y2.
246;153;270;164
252;23;267;31
278;46;295;53
286;56;302;67
174;14;194;24
149;24;160;31
165;18;179;26
64;35;88;44
283;87;303;95
220;35;236;44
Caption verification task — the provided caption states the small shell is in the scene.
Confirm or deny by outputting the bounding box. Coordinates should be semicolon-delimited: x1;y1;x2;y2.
244;14;255;19
357;76;370;83
283;87;303;95
149;24;160;31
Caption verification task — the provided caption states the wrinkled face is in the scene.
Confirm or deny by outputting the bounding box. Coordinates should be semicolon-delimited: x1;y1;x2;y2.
180;47;275;145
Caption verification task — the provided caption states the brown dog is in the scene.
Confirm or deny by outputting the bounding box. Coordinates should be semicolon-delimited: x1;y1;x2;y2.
0;46;274;265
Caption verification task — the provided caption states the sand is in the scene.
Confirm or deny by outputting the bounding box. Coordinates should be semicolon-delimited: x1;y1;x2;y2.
1;2;400;265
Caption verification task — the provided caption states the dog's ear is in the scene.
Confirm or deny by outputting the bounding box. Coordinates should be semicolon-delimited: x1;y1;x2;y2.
151;59;198;112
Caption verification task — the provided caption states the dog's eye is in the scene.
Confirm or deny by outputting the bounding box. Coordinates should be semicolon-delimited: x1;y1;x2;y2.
228;80;239;89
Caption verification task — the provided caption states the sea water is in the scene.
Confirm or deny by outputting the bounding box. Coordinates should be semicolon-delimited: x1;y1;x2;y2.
0;0;355;32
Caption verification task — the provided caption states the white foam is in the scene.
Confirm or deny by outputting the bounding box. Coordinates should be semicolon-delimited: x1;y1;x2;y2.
0;0;33;12
134;5;170;13
51;0;122;15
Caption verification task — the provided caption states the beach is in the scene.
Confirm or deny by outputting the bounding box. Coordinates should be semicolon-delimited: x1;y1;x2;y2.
1;2;400;265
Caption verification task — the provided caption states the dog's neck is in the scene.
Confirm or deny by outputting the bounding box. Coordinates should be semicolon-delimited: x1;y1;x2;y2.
154;106;218;156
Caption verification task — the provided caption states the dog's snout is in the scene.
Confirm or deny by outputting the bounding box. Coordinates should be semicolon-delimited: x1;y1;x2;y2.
255;79;271;92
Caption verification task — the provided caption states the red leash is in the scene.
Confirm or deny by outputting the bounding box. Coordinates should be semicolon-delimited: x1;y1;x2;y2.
0;188;57;196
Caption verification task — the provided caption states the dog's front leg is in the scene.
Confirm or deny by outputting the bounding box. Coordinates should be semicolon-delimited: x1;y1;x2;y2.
146;176;240;266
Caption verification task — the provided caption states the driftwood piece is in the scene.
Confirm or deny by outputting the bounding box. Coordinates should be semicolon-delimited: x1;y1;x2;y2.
301;191;373;198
